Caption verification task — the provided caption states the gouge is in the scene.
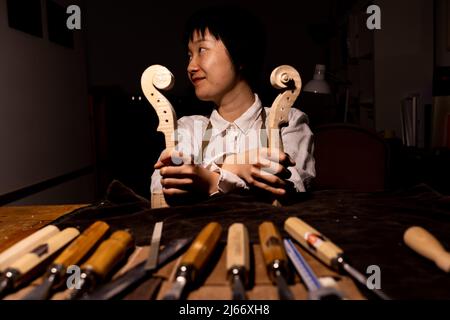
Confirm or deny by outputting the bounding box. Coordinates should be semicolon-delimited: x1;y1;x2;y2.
226;223;250;300
82;237;193;300
0;225;60;272
404;226;450;272
163;222;222;300
285;217;391;300
284;238;345;300
259;221;294;300
23;221;109;300
0;227;80;298
69;230;134;300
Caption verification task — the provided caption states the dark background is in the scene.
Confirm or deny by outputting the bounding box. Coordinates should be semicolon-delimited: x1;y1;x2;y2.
1;0;449;205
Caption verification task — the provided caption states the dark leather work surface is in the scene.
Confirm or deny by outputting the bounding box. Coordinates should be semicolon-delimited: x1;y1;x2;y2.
51;180;450;299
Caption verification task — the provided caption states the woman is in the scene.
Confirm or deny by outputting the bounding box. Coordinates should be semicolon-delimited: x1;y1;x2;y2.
151;6;315;205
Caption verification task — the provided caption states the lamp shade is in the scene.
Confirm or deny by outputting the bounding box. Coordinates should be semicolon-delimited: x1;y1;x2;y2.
304;64;331;94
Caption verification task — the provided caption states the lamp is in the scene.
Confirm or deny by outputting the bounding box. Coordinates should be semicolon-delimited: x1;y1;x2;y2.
304;64;352;122
304;64;331;94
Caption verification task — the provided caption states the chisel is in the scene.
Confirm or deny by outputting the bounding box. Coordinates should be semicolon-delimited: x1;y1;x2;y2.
258;221;294;300
144;222;163;272
226;223;250;300
163;222;222;300
404;226;450;272
69;230;134;300
23;221;110;300
0;225;60;272
81;237;193;300
283;238;345;300
284;217;391;300
0;227;80;298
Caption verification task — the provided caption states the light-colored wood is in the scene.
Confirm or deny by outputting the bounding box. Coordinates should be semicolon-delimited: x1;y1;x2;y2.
226;223;250;273
7;228;80;275
81;230;134;279
142;65;178;209
151;192;169;209
284;217;343;268
180;222;222;280
53;221;110;267
0;225;60;272
258;221;288;276
267;65;302;152
404;226;450;272
267;65;302;206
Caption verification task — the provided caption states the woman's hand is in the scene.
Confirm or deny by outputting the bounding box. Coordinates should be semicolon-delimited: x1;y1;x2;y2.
154;149;220;202
221;148;295;196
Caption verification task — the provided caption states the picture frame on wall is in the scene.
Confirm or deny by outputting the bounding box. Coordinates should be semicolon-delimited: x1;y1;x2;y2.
7;0;43;38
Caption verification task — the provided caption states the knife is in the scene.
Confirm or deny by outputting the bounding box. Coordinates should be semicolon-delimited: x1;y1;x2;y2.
81;237;192;300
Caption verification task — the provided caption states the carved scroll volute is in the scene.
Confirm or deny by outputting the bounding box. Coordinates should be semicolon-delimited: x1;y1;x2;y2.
141;65;177;150
267;65;302;151
141;65;176;209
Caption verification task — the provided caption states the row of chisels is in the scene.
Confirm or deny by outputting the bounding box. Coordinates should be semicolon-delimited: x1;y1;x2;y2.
4;215;447;300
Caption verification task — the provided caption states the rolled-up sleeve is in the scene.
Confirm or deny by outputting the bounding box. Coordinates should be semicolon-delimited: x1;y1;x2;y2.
281;108;316;192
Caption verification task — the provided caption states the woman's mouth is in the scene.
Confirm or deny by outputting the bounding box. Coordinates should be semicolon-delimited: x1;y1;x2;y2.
192;77;205;85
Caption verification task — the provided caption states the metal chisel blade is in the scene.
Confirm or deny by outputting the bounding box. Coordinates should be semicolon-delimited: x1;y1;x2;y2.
144;222;163;272
81;237;192;300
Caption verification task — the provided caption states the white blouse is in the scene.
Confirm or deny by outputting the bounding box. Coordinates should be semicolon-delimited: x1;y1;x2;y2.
151;94;316;194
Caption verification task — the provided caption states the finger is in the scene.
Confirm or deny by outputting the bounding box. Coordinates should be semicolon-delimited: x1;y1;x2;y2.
254;160;290;178
161;178;194;189
162;188;190;196
160;165;196;177
250;178;286;196
251;167;286;187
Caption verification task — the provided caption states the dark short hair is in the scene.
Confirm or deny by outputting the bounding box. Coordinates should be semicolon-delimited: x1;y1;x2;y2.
184;5;266;91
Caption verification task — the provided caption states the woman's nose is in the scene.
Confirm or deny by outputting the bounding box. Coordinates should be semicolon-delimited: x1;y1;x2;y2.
187;56;199;74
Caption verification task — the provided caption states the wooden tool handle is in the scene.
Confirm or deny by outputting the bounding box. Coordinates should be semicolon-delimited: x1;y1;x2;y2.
54;221;110;267
9;228;80;275
226;223;250;272
151;192;169;209
404;226;450;272
81;230;134;279
0;225;60;272
181;222;222;277
258;221;287;266
284;217;343;268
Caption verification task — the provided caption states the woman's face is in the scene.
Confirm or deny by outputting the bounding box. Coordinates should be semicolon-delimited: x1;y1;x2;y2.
187;28;239;105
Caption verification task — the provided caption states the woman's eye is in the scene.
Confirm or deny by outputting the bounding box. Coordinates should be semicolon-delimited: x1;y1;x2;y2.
199;47;206;54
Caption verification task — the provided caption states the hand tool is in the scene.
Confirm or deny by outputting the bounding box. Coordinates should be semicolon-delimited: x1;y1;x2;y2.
285;217;391;300
163;222;222;300
0;227;80;298
144;221;163;272
226;223;250;300
22;221;109;300
283;238;345;300
0;225;60;272
82;237;193;300
258;221;294;300
69;230;134;300
404;226;450;272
